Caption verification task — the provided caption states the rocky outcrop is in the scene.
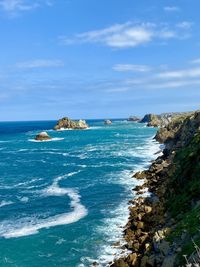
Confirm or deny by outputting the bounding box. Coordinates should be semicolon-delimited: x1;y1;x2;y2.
104;120;112;125
35;131;52;141
128;116;140;122
140;111;195;128
140;114;160;127
110;110;200;267
54;117;89;130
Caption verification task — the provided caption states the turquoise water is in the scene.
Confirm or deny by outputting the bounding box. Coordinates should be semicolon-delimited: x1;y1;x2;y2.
0;120;158;267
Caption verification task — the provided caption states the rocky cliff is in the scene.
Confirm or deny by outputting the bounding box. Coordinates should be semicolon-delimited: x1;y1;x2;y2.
111;110;200;267
140;112;194;128
54;117;89;130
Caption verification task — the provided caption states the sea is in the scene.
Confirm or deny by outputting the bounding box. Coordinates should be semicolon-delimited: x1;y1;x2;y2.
0;119;160;267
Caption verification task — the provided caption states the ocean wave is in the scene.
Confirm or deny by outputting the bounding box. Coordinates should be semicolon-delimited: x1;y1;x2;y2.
28;138;64;142
88;126;104;130
86;137;162;266
0;171;87;239
17;196;29;203
0;200;14;208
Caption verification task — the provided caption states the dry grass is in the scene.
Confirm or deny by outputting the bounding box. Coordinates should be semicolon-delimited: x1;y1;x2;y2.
184;241;200;267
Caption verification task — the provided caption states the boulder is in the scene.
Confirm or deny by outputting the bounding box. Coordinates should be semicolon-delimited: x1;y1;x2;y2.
133;171;146;179
54;117;89;130
35;131;52;141
127;253;138;266
104;119;112;125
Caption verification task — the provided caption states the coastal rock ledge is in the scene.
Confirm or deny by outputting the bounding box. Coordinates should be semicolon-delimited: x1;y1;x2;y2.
54;117;89;130
35;131;52;141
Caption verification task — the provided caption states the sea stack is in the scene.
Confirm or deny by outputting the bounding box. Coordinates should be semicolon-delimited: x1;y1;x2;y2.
127;116;140;122
54;117;89;130
35;131;52;141
104;120;112;125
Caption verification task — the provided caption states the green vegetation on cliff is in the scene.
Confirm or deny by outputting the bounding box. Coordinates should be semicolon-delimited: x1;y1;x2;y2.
167;131;200;216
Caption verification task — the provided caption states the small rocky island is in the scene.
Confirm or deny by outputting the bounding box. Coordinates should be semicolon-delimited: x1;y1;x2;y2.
54;117;89;130
104;119;112;125
35;131;52;141
127;116;140;122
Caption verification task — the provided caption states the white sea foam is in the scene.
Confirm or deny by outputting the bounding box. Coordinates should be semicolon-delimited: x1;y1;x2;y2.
55;128;73;131
0;171;87;239
18;196;29;203
86;137;162;266
0;200;13;208
28;138;64;142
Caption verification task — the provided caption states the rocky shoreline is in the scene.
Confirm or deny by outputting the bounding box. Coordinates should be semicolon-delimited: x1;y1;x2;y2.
110;110;200;267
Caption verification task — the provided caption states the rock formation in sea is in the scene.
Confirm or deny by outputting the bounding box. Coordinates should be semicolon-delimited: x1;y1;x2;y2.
54;117;89;130
127;116;140;122
110;110;200;267
104;119;112;125
35;131;52;141
139;111;195;127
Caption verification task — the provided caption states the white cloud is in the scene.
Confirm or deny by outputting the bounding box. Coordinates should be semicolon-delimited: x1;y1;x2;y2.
150;79;200;89
60;22;154;48
164;6;180;12
0;0;53;14
115;63;200;92
60;21;191;48
16;59;64;68
106;87;130;93
156;67;200;79
113;64;152;72
0;0;38;12
158;30;176;39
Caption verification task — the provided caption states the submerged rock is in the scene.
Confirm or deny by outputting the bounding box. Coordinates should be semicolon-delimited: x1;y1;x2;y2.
35;131;52;141
54;117;89;130
104;119;112;125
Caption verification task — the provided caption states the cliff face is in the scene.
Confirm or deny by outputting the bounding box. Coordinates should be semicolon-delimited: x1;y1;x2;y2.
111;111;200;267
140;111;195;128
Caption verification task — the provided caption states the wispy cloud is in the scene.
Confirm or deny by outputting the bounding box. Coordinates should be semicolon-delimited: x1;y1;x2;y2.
176;21;193;30
59;21;192;48
113;64;152;72
110;62;200;92
0;0;53;15
148;79;200;89
190;58;200;64
164;6;180;12
156;67;200;79
16;59;64;68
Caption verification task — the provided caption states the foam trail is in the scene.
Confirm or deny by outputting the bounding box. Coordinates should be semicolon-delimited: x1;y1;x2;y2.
89;137;162;266
0;201;13;208
0;171;87;239
28;138;64;142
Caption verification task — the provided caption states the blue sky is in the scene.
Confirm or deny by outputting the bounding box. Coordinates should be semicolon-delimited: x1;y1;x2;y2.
0;0;200;120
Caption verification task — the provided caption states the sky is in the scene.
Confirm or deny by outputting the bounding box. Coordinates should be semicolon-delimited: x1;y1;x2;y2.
0;0;200;121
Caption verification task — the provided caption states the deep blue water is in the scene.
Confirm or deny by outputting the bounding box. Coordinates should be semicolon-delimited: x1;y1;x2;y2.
0;120;158;267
